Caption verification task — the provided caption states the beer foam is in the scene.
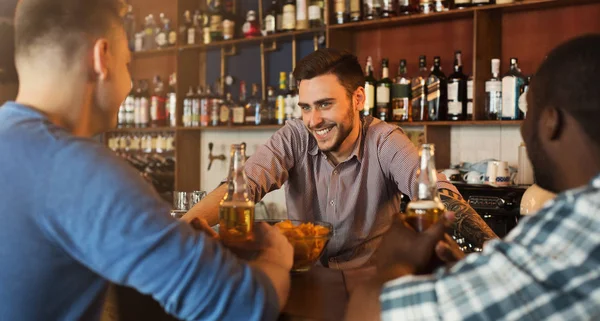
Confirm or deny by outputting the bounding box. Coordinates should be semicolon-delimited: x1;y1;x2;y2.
406;200;445;210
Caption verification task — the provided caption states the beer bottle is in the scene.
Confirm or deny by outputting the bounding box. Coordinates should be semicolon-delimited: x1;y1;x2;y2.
219;144;255;243
405;144;445;232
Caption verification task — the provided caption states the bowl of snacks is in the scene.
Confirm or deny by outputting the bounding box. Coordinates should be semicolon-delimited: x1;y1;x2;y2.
261;219;333;272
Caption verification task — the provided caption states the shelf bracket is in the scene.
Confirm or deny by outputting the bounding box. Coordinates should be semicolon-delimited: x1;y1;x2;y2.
223;45;237;57
263;40;278;53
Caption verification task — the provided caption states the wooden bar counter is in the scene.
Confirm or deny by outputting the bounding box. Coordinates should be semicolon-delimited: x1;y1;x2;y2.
103;266;376;321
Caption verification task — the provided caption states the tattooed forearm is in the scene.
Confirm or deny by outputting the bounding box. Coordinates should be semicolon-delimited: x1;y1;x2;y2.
439;189;498;247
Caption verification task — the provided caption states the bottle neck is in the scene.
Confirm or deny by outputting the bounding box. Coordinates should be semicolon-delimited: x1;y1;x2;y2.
227;146;249;200
415;147;440;201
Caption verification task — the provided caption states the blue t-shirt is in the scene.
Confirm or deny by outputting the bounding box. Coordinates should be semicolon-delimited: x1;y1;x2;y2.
0;102;278;320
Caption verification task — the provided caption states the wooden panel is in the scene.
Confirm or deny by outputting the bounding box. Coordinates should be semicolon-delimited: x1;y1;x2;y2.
176;50;201;126
130;54;177;88
326;29;355;53
501;2;600;75
424;125;451;169
0;0;16;17
352;18;474;79
473;10;501;121
175;130;201;191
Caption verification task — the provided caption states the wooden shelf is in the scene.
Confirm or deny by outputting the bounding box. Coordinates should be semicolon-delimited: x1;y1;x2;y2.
179;125;284;131
105;126;176;134
477;0;600;13
132;47;177;58
178;27;325;52
397;120;523;127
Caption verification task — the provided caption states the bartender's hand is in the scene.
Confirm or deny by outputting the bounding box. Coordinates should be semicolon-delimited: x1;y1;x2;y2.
190;218;219;239
376;212;454;282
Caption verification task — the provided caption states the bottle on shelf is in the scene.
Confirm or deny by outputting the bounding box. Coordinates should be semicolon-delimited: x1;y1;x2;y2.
282;0;297;31
219;144;255;244
220;92;234;126
519;75;531;117
192;86;202;127
420;0;434;14
245;83;263;126
242;10;262;38
285;72;299;120
222;4;237;40
376;58;392;121
308;0;324;28
350;0;362;22
466;74;474;120
485;58;502;120
232;93;246;126
239;81;247;106
296;0;309;30
208;86;220;126
208;0;224;42
496;0;515;4
426;56;447;121
277;0;284;32
381;0;397;17
138;80;151;128
501;57;525;120
198;86;209;127
447;51;467;121
166;73;177;127
398;0;420;14
363;56;376;117
267;86;277;125
392;59;411;122
123;5;136;51
406;144;445;232
124;86;135;128
264;0;280;35
454;0;473;9
472;0;495;5
118;101;127;128
183;86;195;127
333;0;349;24
181;10;192;45
143;15;158;51
412;55;429;121
159;13;176;47
150;76;167;127
364;0;382;20
276;72;287;125
155;14;168;49
434;0;449;12
200;10;211;44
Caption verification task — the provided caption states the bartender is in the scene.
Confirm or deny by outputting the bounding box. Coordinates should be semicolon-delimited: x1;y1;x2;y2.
184;48;497;270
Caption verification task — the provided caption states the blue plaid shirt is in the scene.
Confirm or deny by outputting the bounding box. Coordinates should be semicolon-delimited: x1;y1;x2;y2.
380;174;600;321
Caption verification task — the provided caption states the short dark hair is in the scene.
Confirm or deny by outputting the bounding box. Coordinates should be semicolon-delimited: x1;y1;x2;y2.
293;48;365;98
531;34;600;145
14;0;124;61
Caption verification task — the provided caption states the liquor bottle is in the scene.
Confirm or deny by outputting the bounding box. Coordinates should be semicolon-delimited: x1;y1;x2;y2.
434;0;449;11
192;86;202;127
472;0;495;5
166;73;177;127
426;56;447;121
123;5;136;51
124;87;135;127
232;93;245;125
276;72;287;125
143;15;158;51
376;58;392;121
155;14;168;49
282;0;297;31
265;0;280;34
220;92;234;126
333;0;349;24
183;86;194;127
496;0;514;4
239;81;247;106
405;144;445;232
399;0;419;14
277;0;284;32
208;0;224;42
150;76;167;127
296;0;309;30
454;0;472;9
198;86;209;127
501;57;525;120
420;0;433;14
139;80;151;127
308;0;324;28
118;101;127;127
166;18;177;47
518;76;531;117
286;72;301;119
208;86;220;126
363;56;376;117
392;59;411;122
222;4;237;40
485;58;502;120
412;55;428;121
381;0;397;17
245;83;263;125
364;0;382;20
181;10;193;45
200;10;212;44
350;0;362;21
447;51;467;121
219;144;255;243
267;86;277;125
242;11;262;38
466;75;474;120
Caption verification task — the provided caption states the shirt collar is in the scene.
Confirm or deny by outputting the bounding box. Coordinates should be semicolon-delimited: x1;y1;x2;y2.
307;117;366;164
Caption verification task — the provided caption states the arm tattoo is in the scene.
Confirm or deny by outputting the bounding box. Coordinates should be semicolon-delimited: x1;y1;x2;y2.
439;189;498;247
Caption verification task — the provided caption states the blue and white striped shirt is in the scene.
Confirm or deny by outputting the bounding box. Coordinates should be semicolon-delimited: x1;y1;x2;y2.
381;174;600;321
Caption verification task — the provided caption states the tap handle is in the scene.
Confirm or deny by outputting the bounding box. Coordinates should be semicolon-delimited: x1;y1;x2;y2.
208;142;214;152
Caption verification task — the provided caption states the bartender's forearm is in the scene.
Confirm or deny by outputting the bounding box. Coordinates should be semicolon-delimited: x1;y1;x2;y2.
182;184;227;226
440;188;498;247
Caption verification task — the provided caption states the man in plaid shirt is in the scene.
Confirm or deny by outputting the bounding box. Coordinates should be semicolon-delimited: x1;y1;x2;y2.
347;34;600;321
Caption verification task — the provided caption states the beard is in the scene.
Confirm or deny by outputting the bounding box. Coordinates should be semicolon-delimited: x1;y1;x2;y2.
312;104;355;153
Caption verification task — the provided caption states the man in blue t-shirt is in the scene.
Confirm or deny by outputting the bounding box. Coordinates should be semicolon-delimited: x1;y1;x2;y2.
0;1;292;320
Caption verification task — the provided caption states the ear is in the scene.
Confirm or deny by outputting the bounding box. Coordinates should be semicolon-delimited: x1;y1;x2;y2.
540;106;563;141
354;87;365;112
92;39;110;80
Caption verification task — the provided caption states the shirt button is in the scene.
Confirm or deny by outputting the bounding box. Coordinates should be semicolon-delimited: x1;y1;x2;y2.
333;170;338;175
330;200;335;206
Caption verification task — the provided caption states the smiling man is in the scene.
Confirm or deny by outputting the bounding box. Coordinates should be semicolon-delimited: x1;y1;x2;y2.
186;49;497;269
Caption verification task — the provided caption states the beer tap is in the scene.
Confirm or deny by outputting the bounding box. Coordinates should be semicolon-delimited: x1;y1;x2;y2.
207;142;226;171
